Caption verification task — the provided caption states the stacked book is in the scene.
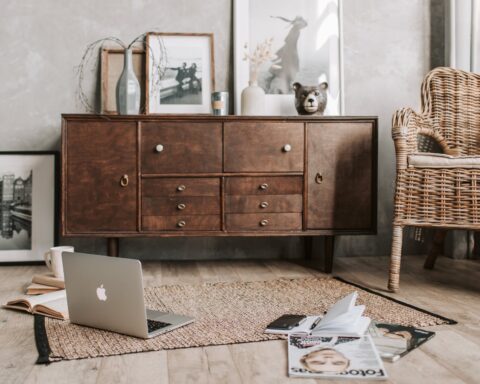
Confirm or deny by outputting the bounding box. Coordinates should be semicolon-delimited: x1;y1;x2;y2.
265;292;435;380
26;274;65;295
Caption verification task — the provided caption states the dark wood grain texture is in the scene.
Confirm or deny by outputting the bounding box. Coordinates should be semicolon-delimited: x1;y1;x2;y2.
225;213;302;231
224;122;304;172
64;120;137;233
143;196;221;216
225;176;303;195
142;178;220;197
142;215;220;231
141;122;222;174
306;122;375;230
225;195;302;213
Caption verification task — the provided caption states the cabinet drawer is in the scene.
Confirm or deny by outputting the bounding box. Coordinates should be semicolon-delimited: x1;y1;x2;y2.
143;196;220;216
226;176;303;195
141;122;222;174
142;215;220;231
225;195;302;213
226;213;302;231
143;178;220;197
224;122;304;172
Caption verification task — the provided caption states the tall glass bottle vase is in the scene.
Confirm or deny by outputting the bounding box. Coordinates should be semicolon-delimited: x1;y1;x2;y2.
116;48;140;115
241;80;266;115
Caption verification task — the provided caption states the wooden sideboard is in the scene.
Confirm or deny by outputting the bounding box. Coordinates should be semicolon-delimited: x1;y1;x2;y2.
61;114;377;271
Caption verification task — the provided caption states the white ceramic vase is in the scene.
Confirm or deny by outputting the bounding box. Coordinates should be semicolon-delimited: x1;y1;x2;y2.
116;48;140;115
241;81;266;115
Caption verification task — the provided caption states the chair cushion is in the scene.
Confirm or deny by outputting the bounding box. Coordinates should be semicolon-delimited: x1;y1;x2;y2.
408;153;480;168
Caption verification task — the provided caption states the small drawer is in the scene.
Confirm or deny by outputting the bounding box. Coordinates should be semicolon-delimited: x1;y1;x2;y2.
143;196;220;216
225;195;302;213
224;122;304;172
226;213;302;231
225;176;303;195
142;215;220;231
141;122;222;174
143;178;220;197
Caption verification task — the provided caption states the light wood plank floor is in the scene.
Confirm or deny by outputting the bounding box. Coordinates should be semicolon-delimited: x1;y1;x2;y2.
1;255;479;384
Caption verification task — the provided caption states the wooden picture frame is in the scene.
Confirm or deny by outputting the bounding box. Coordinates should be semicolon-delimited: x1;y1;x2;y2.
146;32;215;114
0;152;59;263
100;48;146;114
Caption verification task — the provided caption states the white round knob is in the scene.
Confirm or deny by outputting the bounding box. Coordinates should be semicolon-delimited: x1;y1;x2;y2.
283;144;292;152
155;144;164;153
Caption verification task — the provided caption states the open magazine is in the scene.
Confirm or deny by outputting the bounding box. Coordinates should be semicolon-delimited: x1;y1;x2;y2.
288;334;387;380
3;290;68;320
369;322;435;362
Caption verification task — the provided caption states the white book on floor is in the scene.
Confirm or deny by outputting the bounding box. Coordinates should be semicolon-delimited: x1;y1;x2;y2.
265;292;370;337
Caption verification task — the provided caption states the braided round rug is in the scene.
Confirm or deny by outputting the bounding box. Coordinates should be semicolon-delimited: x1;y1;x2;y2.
35;277;455;363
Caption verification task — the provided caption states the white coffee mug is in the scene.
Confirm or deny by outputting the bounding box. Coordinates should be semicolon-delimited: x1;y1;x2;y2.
44;246;74;279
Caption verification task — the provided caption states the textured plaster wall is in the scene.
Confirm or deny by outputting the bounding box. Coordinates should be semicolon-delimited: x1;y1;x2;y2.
0;0;433;259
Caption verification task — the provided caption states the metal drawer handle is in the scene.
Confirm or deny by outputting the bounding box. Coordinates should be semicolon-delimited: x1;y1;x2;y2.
177;203;186;210
177;220;186;228
260;201;269;209
155;144;164;153
120;174;129;187
259;183;269;190
315;173;323;184
283;144;292;152
260;219;269;227
177;184;186;192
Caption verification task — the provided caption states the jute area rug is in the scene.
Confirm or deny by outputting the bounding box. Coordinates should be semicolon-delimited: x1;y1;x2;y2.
35;277;455;363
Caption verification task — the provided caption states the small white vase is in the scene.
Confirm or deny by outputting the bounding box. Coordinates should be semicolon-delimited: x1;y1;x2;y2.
241;81;266;115
116;48;141;115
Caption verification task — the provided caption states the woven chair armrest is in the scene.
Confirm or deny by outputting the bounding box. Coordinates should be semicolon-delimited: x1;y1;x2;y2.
392;108;460;170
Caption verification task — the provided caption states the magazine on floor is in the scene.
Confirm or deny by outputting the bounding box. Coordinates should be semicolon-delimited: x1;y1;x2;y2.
288;334;387;380
369;322;436;362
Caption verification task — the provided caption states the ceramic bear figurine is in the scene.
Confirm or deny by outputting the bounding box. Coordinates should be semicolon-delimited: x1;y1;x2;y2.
293;82;328;115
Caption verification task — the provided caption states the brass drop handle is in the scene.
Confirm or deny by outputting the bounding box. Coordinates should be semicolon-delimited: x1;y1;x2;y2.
260;219;269;227
177;184;186;192
260;201;269;209
120;174;129;187
155;144;164;153
259;183;269;190
177;220;186;228
177;203;186;210
315;172;323;184
283;144;292;152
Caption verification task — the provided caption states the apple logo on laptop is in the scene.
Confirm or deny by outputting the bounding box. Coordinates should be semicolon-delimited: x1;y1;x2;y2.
96;284;107;301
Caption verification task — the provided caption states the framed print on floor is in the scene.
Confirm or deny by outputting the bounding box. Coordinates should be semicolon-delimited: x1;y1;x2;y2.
146;32;215;114
0;152;58;263
234;0;344;115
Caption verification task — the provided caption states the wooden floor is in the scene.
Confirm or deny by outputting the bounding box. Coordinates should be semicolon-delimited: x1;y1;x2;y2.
1;255;479;384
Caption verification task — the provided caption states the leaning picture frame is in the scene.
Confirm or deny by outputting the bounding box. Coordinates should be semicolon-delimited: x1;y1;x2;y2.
0;152;58;263
233;0;345;115
100;48;146;114
146;32;215;114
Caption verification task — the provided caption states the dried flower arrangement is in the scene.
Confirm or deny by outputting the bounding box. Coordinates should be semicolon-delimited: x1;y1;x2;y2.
75;31;166;113
243;38;274;84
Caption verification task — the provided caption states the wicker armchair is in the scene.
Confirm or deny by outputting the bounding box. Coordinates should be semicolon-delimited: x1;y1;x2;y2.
389;67;480;292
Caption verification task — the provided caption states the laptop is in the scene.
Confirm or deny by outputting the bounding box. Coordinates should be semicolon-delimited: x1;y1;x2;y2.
63;252;194;339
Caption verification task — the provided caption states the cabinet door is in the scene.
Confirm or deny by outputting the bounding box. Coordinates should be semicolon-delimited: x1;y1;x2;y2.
64;121;137;233
306;122;375;230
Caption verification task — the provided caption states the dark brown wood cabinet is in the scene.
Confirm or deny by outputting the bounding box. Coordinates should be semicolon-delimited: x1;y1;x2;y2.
62;115;377;271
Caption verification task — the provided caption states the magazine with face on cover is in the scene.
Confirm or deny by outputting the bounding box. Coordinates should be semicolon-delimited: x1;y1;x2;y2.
288;334;387;380
369;322;436;362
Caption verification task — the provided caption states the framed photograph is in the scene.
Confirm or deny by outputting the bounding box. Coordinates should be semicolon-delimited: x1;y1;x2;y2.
0;152;58;263
100;48;146;114
146;32;215;114
234;0;344;115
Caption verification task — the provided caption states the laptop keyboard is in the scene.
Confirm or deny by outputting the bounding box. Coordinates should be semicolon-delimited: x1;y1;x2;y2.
147;319;171;333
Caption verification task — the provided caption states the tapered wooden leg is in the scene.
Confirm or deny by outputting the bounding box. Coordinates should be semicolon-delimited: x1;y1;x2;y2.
424;229;447;270
388;225;404;292
107;238;119;257
324;236;335;274
304;236;313;260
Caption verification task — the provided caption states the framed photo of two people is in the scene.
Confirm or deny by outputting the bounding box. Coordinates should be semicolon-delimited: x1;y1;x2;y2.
146;33;215;114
